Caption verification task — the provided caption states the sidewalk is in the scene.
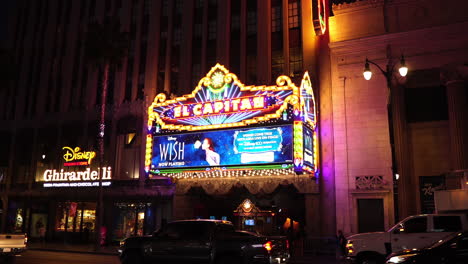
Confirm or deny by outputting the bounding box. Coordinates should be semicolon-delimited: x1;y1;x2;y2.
27;241;119;256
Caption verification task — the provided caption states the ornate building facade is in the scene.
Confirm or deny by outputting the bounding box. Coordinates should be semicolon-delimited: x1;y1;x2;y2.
1;0;468;246
326;0;468;235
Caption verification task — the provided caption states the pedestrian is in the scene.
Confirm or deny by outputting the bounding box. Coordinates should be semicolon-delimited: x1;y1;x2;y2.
39;225;46;246
337;230;347;259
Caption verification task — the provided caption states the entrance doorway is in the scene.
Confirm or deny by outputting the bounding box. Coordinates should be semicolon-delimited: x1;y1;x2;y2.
185;184;305;236
357;199;384;233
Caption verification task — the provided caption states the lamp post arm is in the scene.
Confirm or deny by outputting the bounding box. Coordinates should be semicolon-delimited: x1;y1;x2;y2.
366;59;388;77
366;59;395;104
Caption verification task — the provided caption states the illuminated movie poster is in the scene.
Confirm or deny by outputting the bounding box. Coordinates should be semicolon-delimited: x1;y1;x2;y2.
151;126;293;169
303;126;314;168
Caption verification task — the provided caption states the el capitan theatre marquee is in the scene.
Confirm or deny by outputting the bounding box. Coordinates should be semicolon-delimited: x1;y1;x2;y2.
146;64;318;179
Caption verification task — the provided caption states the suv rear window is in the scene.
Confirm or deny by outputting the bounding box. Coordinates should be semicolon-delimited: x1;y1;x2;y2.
433;216;462;232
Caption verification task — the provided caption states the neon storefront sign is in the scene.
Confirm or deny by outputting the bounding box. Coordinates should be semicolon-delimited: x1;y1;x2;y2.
41;167;112;188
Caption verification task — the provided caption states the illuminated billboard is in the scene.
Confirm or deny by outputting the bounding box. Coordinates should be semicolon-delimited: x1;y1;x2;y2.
151;126;293;169
146;64;319;178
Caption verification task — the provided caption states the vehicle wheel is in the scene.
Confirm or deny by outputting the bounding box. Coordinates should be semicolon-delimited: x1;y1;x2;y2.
215;256;240;264
121;250;143;264
359;255;383;264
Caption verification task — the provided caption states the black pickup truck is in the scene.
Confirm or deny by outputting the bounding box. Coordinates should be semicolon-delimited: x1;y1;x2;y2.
118;219;290;264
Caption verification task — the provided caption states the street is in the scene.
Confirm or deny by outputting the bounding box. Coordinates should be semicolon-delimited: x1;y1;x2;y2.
15;251;120;264
11;250;340;264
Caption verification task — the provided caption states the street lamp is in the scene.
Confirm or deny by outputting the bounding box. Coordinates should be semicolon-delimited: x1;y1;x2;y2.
363;55;409;222
363;56;408;81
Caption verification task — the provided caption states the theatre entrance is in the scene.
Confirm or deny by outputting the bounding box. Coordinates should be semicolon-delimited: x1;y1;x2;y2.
180;184;305;236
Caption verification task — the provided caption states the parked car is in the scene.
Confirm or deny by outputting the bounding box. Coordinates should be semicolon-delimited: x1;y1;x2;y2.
119;219;290;264
0;233;28;264
386;231;468;264
345;214;468;264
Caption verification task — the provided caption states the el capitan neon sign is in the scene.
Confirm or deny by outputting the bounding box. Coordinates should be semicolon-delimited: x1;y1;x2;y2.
146;64;319;177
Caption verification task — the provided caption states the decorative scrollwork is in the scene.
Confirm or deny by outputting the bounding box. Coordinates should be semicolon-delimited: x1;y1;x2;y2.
202;76;212;87
155;93;167;103
224;73;235;84
289;95;299;105
276;75;293;87
355;175;387;190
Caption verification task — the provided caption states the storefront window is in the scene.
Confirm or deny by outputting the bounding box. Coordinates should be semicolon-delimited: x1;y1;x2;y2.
137;212;145;236
82;209;95;232
14;209;24;232
113;203;151;240
56;202;96;233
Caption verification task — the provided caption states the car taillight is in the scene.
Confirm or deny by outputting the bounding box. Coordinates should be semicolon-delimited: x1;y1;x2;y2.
346;241;353;255
263;241;273;252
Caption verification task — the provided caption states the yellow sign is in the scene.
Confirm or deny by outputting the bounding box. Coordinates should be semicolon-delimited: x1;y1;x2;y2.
62;146;96;166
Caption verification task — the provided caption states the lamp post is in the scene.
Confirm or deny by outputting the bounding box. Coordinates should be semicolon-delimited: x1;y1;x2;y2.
363;55;408;222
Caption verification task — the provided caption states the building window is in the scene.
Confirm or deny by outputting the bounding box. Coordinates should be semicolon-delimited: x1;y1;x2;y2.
288;1;299;29
271;6;282;32
192;63;201;88
271;50;284;81
162;0;169;16
289;47;302;76
208;20;217;40
125;132;137;145
405;86;449;123
56;202;96;234
144;0;150;14
195;0;204;9
175;0;183;14
173;28;182;45
113;203;150;239
194;23;202;38
247;11;257;35
231;15;240;31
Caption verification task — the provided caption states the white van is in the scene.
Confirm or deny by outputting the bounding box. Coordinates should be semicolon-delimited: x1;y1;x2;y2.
345;214;468;264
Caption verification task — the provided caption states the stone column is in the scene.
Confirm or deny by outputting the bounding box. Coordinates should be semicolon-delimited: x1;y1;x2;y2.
390;81;414;219
441;65;468;188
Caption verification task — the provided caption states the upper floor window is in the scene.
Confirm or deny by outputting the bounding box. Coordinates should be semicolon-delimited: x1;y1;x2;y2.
195;0;204;9
247;11;257;35
175;0;183;14
271;6;282;32
194;23;202;38
231;14;240;31
162;0;169;16
208;20;217;40
173;28;182;45
288;1;299;29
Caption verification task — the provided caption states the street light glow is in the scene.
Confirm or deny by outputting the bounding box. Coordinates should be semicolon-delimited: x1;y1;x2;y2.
363;60;372;80
398;66;408;77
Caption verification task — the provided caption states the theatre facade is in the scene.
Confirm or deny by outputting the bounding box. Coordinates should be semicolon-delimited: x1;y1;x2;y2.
146;64;321;235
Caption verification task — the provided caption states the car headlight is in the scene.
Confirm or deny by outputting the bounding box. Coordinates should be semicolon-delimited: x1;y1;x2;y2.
387;254;417;263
